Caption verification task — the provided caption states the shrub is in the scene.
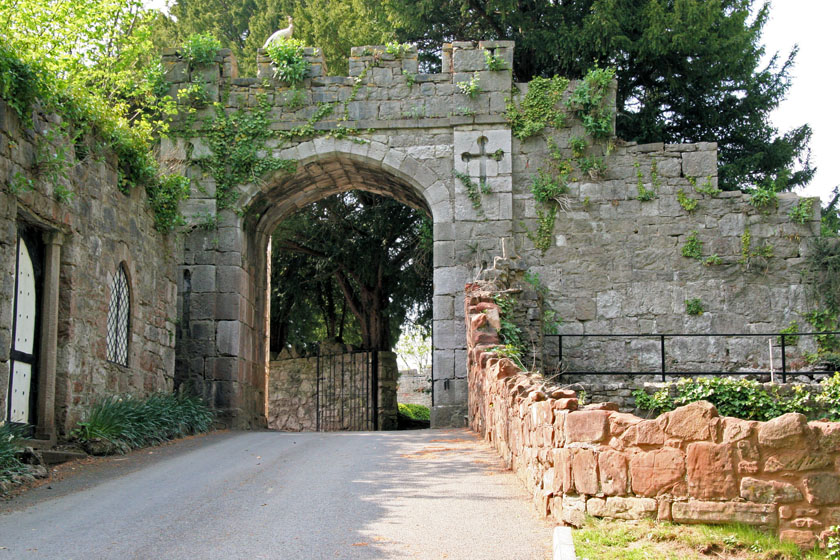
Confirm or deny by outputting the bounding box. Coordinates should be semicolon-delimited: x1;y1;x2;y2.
181;33;222;67
685;298;704;316
72;392;214;454
828;525;840;560
398;403;430;421
265;38;308;85
632;375;840;422
0;424;28;490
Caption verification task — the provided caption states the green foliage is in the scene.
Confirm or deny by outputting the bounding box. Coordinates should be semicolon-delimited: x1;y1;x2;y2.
493;343;526;371
385;41;412;57
0;424;28;490
677;189;698;213
828;526;840;560
526;206;557;255
402;69;416;87
505;75;569;140
681;230;703;260
453;170;489;210
181;33;221;66
265;37;308;85
565;66;615;139
72;392;214;454
146;174;191;232
738;227;774;268
578;156;606;179
396;324;431;371
703;254;723;266
456;71;481;99
530;169;568;205
635;161;657;201
822;187;840;237
789;197;815;224
195;96;296;210
690;175;721;197
271;191;432;351
685;298;704;316
177;80;210;108
632;388;675;415
484;49;506;71
749;185;779;210
493;294;525;357
398;403;430;421
778;322;800;346
569;136;587;159
633;377;838;422
524;271;562;334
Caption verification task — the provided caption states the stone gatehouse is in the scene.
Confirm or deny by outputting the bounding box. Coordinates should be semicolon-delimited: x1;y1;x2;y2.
2;40;821;435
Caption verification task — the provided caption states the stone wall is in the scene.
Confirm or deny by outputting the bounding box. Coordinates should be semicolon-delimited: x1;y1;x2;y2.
0;99;178;438
267;349;398;431
397;368;432;407
466;284;840;549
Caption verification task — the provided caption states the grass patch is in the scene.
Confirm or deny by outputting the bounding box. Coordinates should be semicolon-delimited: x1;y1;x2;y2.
398;403;430;421
72;392;214;455
574;517;827;559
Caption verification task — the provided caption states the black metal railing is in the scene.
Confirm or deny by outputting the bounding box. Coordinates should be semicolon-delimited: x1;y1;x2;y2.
548;331;840;383
315;350;377;431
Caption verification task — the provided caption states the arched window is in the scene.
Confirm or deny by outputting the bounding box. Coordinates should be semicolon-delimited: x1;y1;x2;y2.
106;264;130;366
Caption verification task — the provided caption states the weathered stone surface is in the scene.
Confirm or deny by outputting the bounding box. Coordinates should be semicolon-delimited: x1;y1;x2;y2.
663;401;718;441
802;473;840;505
739;477;803;504
561;494;586;527
587;496;657;520
565;410;610;443
598;449;628;496
780;530;817;550
572;448;599;495
758;413;809;449
763;450;832;473
687;442;737;500
671;501;777;527
629;447;686;497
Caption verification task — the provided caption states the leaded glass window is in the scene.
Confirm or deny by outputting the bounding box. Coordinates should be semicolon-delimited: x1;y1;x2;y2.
106;265;130;366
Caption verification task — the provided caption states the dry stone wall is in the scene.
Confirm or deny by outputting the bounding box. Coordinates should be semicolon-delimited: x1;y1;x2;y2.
466;284;840;549
397;368;432;407
0;99;178;437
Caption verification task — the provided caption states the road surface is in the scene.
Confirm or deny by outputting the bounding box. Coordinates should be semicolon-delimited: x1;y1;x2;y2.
0;429;553;559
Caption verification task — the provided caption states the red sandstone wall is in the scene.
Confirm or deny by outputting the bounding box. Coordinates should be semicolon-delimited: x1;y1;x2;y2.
465;284;840;549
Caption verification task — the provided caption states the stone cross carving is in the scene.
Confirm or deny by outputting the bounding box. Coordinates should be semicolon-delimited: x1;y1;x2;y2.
461;135;490;186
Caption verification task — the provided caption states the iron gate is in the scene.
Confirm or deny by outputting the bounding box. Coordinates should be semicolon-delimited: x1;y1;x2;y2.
315;350;378;431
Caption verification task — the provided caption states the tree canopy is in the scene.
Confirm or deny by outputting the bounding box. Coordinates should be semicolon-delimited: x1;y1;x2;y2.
270;191;432;352
383;0;813;192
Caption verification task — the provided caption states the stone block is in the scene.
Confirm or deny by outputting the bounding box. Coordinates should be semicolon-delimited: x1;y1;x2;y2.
802;473;840;505
572;448;599;495
190;265;216;293
629;447;686;497
565;410;610;443
740;477;803;504
758;413;809;449
682;150;717;178
561;494;586;527
216;320;241;356
588;497;657;520
598;449;628;496
663;401;718;441
671;501;777;527
779;530;817;550
686;442;737;500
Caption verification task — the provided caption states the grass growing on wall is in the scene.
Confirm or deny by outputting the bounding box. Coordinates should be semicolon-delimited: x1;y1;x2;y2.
72;392;214;454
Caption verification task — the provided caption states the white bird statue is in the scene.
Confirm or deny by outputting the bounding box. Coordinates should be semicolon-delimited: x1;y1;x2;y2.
263;16;294;48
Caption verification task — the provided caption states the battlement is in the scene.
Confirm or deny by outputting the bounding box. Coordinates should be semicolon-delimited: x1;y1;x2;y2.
160;41;526;131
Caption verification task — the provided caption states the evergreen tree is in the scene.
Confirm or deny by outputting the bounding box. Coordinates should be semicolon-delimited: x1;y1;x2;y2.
271;191;432;352
383;0;813;191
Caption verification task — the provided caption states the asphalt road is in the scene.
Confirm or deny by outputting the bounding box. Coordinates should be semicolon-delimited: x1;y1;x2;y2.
0;429;553;559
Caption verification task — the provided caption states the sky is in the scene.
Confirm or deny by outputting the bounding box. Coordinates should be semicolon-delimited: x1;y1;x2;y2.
762;0;838;204
145;0;837;204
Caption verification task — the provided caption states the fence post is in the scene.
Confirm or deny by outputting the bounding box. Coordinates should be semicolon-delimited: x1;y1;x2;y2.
781;336;787;384
660;335;666;382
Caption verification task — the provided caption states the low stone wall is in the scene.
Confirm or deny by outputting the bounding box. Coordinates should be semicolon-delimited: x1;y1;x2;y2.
466;285;840;549
397;368;432;407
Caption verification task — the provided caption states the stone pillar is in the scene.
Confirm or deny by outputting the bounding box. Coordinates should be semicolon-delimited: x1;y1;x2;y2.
377;351;399;430
35;231;62;443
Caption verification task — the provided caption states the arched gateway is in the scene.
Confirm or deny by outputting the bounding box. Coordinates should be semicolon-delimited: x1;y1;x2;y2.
164;41;517;427
163;40;815;429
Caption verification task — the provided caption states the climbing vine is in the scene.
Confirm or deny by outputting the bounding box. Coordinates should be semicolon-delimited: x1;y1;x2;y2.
453;170;489;210
505;75;570;140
